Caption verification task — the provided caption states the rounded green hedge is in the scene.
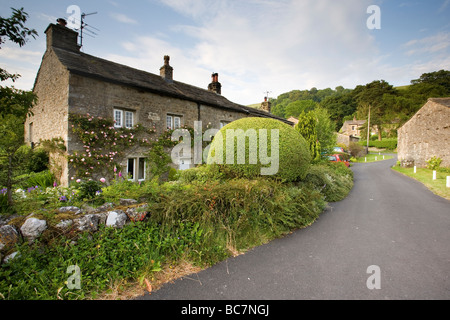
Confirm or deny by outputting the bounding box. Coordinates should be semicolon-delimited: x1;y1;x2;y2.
207;117;311;181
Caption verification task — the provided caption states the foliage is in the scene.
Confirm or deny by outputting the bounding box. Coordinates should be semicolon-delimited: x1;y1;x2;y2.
426;156;442;171
360;138;397;150
303;162;353;202
207;117;311;182
348;142;365;158
0;221;215;300
295;111;321;162
312;106;336;154
16;170;55;189
177;164;225;184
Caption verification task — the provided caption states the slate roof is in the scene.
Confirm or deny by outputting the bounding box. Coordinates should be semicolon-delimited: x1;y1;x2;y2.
51;47;292;124
429;97;450;107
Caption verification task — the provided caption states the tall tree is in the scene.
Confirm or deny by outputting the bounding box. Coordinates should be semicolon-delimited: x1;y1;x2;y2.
0;7;37;207
353;80;397;141
295;111;320;162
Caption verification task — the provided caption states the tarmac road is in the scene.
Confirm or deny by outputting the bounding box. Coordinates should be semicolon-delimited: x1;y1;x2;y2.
139;158;450;300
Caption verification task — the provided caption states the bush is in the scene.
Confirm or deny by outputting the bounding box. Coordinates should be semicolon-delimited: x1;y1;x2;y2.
361;138;397;150
426;156;442;170
207;117;311;182
17;170;55;189
150;178;326;252
348;142;365;158
177;164;225;184
303;162;354;202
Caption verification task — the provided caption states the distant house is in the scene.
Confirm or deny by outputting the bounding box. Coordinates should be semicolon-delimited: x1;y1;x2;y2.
25;21;290;186
336;117;366;147
340;117;366;137
397;98;450;168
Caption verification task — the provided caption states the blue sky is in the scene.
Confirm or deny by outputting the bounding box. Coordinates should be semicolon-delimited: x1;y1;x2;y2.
1;0;449;105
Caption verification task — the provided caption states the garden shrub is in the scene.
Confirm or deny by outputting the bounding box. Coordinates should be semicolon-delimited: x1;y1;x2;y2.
17;170;55;189
207;117;311;182
177;164;225;184
426;156;442;170
360;138;397;150
150;178;326;252
348;142;365;158
303;162;353;202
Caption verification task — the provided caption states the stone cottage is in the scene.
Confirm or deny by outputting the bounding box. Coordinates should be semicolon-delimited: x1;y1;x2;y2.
397;97;450;168
25;21;290;186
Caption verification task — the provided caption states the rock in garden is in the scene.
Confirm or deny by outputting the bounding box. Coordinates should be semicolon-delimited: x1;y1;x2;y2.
59;206;81;214
119;199;138;206
20;218;47;243
74;215;100;232
95;202;115;213
2;251;20;264
55;220;73;230
106;210;128;228
126;204;149;222
0;225;21;251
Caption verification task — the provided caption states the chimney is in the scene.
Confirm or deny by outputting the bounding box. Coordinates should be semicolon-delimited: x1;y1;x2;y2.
208;73;222;95
45;20;80;52
261;96;271;113
160;55;173;82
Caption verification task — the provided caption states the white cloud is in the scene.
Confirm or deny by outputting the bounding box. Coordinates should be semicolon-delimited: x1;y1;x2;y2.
155;0;378;103
403;32;450;56
109;13;138;25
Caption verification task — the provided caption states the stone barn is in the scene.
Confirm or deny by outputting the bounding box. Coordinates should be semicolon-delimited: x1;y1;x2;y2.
397;97;450;168
25;21;290;186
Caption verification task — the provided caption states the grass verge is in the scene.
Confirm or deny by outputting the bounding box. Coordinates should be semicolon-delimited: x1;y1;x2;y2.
392;166;450;200
354;153;394;163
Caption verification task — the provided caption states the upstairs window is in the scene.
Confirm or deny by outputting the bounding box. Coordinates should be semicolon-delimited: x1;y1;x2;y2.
114;109;134;128
166;114;182;130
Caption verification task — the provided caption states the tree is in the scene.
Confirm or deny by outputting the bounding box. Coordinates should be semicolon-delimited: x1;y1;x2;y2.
285;99;317;118
312;107;336;154
295;111;320;162
0;7;38;207
353;80;397;141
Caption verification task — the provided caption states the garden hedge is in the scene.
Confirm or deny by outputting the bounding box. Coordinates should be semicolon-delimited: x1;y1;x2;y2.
207;117;311;182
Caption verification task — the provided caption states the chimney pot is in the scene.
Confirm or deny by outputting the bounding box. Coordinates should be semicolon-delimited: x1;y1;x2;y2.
57;18;67;27
208;73;222;95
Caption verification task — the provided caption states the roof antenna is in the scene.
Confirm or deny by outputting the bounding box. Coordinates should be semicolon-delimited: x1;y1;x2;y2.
79;11;98;49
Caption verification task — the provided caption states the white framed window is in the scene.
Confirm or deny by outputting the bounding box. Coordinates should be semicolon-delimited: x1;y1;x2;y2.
114;109;123;128
114;108;134;128
220;121;231;129
125;111;134;128
166;114;182;130
127;158;146;181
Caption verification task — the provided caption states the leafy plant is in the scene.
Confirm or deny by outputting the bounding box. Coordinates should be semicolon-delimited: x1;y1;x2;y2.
426;156;442;171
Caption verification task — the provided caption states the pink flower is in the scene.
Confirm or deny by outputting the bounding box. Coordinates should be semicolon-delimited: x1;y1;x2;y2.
76;179;81;183
118;172;122;178
100;178;106;183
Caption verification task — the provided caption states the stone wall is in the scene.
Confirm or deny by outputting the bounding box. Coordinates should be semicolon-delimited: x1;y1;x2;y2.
24;49;71;184
397;98;450;168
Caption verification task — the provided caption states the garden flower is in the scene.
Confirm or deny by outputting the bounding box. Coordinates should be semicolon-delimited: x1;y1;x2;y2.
59;196;68;202
118;172;122;178
76;179;81;183
100;178;106;183
53;181;58;188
